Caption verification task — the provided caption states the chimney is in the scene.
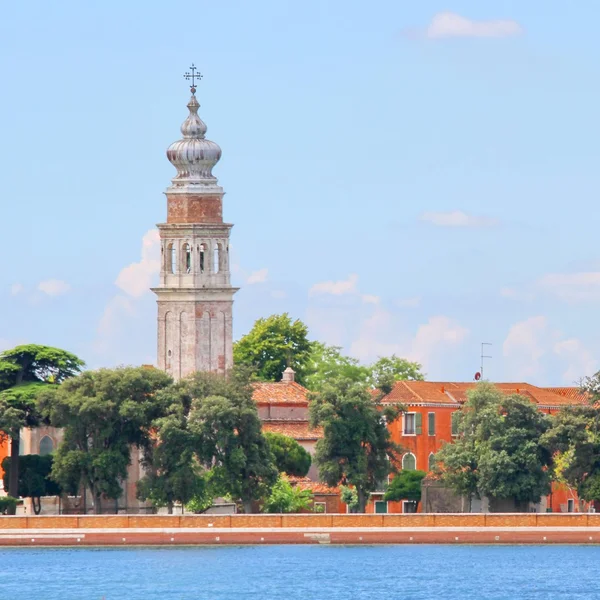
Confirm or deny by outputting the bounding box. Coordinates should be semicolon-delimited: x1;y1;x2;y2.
282;366;296;382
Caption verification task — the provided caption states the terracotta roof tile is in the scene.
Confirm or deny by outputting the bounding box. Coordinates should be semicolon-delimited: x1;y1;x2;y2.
262;420;322;441
252;381;309;405
287;476;338;495
543;387;590;404
381;381;588;407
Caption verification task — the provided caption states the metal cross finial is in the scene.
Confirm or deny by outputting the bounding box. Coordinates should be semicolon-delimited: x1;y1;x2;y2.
184;64;202;94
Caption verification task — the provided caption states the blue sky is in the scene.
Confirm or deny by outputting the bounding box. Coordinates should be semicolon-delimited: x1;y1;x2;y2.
2;0;600;384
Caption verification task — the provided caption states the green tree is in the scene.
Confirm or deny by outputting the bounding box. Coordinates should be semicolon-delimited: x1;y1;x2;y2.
384;470;426;511
436;382;552;509
2;454;61;514
263;474;313;513
38;366;172;514
264;432;312;477
186;370;278;513
541;405;600;502
304;343;370;390
136;385;207;513
233;314;312;385
369;355;424;393
309;378;403;512
0;344;84;507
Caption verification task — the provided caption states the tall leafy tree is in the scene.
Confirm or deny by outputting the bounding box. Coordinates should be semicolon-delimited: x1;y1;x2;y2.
264;432;312;477
368;355;424;391
304;343;370;390
542;405;600;503
186;370;278;513
309;378;403;512
233;314;312;385
38;366;172;514
136;384;207;514
0;344;84;507
436;383;552;509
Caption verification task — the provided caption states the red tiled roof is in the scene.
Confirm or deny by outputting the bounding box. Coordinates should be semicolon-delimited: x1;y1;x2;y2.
381;381;588;408
252;381;309;405
262;420;322;441
543;387;590;404
288;476;338;495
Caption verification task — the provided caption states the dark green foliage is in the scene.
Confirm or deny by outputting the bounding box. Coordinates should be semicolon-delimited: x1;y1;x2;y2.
384;470;426;503
233;314;312;385
436;382;552;507
309;377;404;512
136;384;207;513
264;432;311;477
2;455;61;514
38;366;173;513
0;497;18;515
186;370;278;513
0;344;84;506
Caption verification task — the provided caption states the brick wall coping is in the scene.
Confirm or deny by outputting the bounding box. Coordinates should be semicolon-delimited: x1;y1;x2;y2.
0;513;598;530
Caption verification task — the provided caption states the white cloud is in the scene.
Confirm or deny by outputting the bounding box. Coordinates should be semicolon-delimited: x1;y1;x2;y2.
420;211;499;228
503;316;597;383
10;283;23;296
246;268;268;285
425;12;523;39
361;294;380;305
536;272;600;303
554;338;597;384
94;295;135;354
348;306;469;368
309;273;359;297
115;229;161;298
38;279;71;297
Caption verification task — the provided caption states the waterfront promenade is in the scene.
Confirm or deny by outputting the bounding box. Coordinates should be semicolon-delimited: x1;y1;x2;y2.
1;514;600;546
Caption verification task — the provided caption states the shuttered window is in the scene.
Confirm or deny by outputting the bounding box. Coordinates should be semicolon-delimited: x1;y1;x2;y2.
428;412;436;436
404;413;416;435
415;412;422;435
402;453;416;471
451;411;460;436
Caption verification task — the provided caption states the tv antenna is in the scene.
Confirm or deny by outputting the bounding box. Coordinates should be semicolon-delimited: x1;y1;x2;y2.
478;343;492;380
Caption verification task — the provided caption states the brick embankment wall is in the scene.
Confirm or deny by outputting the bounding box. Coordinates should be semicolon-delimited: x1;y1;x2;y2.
1;514;600;546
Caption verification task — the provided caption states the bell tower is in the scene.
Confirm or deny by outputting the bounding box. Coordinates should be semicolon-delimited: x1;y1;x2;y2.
153;66;237;380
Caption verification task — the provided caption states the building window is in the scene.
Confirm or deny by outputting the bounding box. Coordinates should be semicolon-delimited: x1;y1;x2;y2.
402;453;416;471
451;411;460;436
183;243;192;273
567;499;575;513
39;436;54;456
403;500;418;513
428;412;436;436
314;502;327;514
375;501;388;514
428;453;436;472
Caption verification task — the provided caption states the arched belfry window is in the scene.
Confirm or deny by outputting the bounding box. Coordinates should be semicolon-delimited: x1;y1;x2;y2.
39;436;54;456
182;243;192;274
214;243;220;274
167;243;176;274
402;453;416;471
199;243;207;273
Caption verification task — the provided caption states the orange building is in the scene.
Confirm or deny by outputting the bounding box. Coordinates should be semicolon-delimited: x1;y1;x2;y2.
0;438;8;494
253;374;588;514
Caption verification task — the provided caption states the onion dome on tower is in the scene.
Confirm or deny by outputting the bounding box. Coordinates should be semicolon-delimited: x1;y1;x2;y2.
166;67;222;191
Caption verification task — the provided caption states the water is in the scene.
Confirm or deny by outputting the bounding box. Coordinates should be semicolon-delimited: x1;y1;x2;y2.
0;545;597;599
